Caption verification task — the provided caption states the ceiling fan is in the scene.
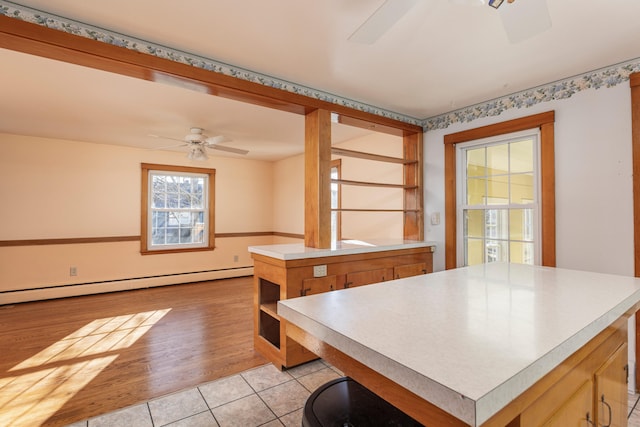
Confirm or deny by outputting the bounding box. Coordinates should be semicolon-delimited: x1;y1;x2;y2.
149;127;249;160
349;0;551;44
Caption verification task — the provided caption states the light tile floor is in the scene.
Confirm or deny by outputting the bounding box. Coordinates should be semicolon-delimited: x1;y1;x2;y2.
66;359;342;427
67;361;640;427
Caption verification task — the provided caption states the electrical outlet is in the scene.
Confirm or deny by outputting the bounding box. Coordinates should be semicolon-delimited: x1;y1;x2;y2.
70;266;77;276
313;265;327;277
233;255;239;262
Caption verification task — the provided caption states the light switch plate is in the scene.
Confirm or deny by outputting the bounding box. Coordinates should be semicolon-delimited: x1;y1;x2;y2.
430;212;441;226
313;265;327;277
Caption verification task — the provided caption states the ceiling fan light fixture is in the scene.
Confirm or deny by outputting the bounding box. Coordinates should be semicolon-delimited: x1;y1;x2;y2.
187;145;208;161
488;0;504;8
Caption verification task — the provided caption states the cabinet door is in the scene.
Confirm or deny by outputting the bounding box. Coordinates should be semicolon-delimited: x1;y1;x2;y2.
394;262;427;279
541;380;594;427
595;343;628;427
345;268;387;288
301;275;336;296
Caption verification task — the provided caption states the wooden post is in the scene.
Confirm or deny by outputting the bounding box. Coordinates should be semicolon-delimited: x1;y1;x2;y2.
403;132;424;240
305;109;332;248
630;72;640;392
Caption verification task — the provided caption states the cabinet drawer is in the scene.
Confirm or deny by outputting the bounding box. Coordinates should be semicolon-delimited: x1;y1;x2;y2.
345;268;387;288
394;262;427;279
301;275;337;296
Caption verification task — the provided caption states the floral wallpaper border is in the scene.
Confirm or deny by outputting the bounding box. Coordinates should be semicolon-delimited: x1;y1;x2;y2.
2;1;640;132
424;58;640;131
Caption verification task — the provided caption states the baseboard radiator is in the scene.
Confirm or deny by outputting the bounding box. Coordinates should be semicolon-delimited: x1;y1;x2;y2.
1;266;254;305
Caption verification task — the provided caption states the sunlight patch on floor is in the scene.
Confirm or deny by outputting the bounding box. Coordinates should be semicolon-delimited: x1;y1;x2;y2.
0;309;171;426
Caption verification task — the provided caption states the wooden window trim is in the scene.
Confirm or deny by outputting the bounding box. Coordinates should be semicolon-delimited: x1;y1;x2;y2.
443;111;556;269
631;73;640;277
141;163;215;255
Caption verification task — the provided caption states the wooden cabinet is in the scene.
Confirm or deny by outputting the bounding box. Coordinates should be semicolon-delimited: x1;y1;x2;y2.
345;268;387;288
252;245;433;369
394;262;427;279
594;343;628;427
519;333;628;427
541;380;593;427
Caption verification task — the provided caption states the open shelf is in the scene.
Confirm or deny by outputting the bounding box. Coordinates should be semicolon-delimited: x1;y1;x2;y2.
331;178;417;189
259;278;280;304
331;147;418;165
258;278;281;349
259;310;280;349
332;208;420;212
260;302;279;318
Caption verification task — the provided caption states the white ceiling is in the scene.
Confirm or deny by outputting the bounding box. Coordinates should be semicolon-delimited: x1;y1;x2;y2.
2;0;640;160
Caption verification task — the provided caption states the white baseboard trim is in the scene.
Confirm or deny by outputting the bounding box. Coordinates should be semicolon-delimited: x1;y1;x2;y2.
1;267;254;304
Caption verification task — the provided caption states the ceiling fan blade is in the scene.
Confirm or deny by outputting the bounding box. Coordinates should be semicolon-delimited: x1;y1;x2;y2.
348;0;419;44
204;135;229;145
209;145;249;155
150;143;188;150
499;0;551;43
148;133;184;142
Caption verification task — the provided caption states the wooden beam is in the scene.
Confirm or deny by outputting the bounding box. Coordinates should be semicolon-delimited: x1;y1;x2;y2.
0;15;421;133
305;109;332;248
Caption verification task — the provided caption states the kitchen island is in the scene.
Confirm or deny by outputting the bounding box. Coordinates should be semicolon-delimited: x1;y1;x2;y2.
249;239;436;369
278;263;640;426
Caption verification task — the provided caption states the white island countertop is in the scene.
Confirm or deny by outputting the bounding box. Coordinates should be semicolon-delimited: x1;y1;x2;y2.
277;263;640;426
248;238;436;261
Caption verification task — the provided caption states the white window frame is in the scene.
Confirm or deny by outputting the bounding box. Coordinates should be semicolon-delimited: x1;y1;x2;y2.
455;129;541;266
141;163;215;254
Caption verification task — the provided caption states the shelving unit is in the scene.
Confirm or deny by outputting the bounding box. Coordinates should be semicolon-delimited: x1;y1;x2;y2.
330;145;422;220
251;243;435;369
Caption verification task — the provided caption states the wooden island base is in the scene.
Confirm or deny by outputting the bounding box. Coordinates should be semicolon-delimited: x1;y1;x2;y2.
287;316;630;427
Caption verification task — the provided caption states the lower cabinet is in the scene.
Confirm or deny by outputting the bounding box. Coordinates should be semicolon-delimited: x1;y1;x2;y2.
252;245;434;369
594;343;628;427
519;338;628;427
345;268;387;288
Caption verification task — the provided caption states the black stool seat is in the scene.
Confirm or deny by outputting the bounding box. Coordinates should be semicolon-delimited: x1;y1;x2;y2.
302;377;423;427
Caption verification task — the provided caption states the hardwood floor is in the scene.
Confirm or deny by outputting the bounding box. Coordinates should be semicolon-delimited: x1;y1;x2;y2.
0;276;267;427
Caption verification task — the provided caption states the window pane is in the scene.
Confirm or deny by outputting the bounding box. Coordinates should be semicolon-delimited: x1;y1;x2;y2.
167;192;179;208
466;148;485;177
166;227;179;244
487;175;508;205
167;178;179;193
465;210;484;238
510;173;533;204
467;177;486;205
510;209;534;241
466;238;484;265
510;241;534;265
485;209;508;240
486;240;508;263
510;139;533;173
487;144;508;175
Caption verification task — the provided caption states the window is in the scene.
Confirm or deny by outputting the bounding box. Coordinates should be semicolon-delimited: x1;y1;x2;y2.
141;163;215;254
443;111;555;269
459;134;539;265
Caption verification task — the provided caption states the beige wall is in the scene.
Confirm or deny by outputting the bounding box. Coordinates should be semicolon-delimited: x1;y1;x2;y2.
0;133;276;303
1;129;410;303
272;154;304;235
